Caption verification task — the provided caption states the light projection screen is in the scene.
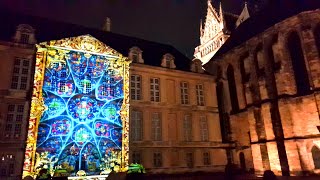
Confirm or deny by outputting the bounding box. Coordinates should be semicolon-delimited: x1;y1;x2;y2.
22;35;130;178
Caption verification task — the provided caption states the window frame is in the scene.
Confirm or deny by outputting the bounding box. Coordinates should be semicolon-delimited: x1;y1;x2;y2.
203;152;211;165
150;78;160;102
131;111;143;141
130;75;142;100
5;104;24;139
183;114;192;141
200;116;209;141
151;112;162;141
196;84;205;106
153;152;162;167
180;82;189;105
10;57;31;90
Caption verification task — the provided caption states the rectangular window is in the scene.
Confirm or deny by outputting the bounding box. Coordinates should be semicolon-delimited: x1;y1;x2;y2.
151;113;162;141
186;152;194;168
153;152;162;167
14;124;21;138
132;151;142;164
130;75;141;100
131;111;142;141
5;104;24;139
183;114;192;141
8;163;14;174
200;116;209;141
150;78;160;102
11;57;30;90
180;82;189;104
196;84;205;106
203;152;211;165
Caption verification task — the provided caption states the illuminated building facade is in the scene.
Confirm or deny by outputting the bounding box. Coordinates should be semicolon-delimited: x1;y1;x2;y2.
194;1;244;65
22;35;130;178
204;1;320;176
0;10;228;179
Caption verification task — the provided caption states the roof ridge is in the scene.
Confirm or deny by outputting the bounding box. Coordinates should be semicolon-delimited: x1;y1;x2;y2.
223;11;239;18
0;9;177;49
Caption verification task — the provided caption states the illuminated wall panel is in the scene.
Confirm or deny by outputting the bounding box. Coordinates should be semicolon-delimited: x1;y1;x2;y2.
23;35;130;178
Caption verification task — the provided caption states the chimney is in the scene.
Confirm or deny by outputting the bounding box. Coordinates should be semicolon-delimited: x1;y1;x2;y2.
102;17;111;32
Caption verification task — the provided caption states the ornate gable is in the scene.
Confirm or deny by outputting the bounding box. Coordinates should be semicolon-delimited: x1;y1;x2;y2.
41;35;124;58
200;1;224;44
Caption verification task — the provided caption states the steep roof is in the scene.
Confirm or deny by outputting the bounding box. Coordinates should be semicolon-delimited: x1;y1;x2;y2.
223;12;238;34
213;0;320;59
0;10;191;71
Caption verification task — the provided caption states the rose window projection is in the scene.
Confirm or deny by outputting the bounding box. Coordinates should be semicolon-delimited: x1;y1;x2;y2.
23;36;130;178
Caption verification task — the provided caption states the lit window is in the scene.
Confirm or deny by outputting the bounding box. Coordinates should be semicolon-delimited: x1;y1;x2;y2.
150;78;160;102
203;152;211;165
200;116;209;141
183;114;192;141
151;113;162;141
20;33;30;44
180;82;189;105
153;152;162;167
131;111;142;141
196;84;205;106
130;75;141;100
11;57;30;90
186;152;194;168
132;151;142;164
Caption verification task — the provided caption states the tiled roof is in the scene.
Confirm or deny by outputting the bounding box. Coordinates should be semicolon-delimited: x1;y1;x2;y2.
0;10;192;72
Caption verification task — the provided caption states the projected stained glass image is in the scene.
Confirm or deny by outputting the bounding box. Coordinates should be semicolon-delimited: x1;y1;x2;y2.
23;35;130;178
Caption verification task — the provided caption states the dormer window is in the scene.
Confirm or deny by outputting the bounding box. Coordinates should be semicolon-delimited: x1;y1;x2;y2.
129;46;144;63
191;59;204;73
20;33;30;44
161;53;176;69
13;24;36;45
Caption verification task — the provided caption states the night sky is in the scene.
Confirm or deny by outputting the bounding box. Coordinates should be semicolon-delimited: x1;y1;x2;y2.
1;0;253;58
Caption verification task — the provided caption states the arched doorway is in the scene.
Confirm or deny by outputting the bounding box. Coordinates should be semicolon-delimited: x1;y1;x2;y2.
239;152;246;170
312;146;320;169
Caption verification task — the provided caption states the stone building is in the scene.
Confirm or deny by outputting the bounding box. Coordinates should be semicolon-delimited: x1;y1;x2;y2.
204;0;320;176
0;10;228;179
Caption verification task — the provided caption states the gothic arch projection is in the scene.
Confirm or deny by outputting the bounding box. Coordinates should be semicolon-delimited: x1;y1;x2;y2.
22;35;131;178
312;145;320;169
227;65;239;113
287;31;310;95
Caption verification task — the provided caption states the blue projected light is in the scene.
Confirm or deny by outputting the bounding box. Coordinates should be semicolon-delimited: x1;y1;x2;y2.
37;51;123;176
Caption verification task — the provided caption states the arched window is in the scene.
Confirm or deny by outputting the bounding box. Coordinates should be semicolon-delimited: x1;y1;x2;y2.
312;146;320;169
268;35;281;72
227;65;239;113
287;31;310;95
313;24;320;56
